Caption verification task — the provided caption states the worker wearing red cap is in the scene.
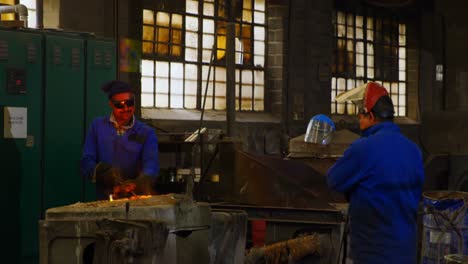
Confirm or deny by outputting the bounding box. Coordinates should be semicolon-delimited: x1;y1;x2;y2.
80;80;160;199
327;82;424;263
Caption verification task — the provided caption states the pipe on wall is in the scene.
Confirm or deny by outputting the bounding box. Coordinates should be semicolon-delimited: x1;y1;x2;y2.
0;4;28;27
37;0;43;28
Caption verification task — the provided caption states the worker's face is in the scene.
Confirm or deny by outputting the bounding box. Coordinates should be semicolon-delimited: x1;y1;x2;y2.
358;111;375;131
109;92;135;125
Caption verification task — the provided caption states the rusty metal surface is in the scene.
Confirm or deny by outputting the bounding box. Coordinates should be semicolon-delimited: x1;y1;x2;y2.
232;151;345;209
245;234;332;264
45;194;211;229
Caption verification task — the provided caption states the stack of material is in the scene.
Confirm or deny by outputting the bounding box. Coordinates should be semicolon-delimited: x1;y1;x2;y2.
245;234;332;264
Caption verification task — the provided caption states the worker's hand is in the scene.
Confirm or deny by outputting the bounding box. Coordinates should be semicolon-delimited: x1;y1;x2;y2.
134;174;155;195
93;162;122;187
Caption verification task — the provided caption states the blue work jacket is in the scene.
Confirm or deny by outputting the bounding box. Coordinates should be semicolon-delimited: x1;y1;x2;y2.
81;116;160;197
327;122;424;264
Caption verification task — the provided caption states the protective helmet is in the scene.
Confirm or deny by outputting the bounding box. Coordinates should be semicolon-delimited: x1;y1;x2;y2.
336;82;389;113
304;114;335;145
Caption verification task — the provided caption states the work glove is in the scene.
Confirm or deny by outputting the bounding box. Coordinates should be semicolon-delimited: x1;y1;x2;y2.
134;174;156;195
112;175;155;198
93;162;122;188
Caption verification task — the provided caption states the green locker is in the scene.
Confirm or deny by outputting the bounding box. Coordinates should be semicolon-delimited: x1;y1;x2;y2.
43;33;85;210
0;29;43;263
83;38;116;202
0;29;116;263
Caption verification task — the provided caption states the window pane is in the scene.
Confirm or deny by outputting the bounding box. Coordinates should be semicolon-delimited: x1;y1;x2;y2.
143;26;154;41
156;12;170;26
185;64;197;80
186;32;198;48
171;62;184;79
254;40;264;55
173;14;183;27
243;10;252;22
254;84;264;99
141;76;154;92
185;95;197;109
143;9;154;24
141;60;154;76
399;47;406;59
156;78;169;93
202;49;212;62
215;67;226;82
254;0;265;11
186;0;198;14
215;98;226;110
156;61;169;77
242;70;252;84
203;19;214;33
186;16;198;31
399;59;406;71
142;42;154;55
254;55;264;67
171;95;184;108
254;70;264;85
254;26;264;40
185;48;198;61
156;94;169;108
203;34;214;49
141;93;154;107
204;2;214;16
399;71;405;81
254;11;265;24
215;82;226;97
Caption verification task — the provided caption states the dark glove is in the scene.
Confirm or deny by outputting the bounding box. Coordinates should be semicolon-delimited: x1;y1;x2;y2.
94;162;122;188
134;175;156;195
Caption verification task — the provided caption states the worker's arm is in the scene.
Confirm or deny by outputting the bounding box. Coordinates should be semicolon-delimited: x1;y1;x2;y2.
327;140;366;194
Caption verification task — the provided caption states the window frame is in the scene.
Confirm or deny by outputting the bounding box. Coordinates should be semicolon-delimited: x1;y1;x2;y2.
141;0;267;112
331;6;408;117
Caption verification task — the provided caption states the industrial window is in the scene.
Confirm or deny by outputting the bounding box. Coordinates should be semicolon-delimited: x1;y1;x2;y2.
331;10;407;116
0;0;37;28
141;0;266;111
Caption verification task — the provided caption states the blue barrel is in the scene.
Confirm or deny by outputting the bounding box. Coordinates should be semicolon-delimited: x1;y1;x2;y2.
422;191;468;264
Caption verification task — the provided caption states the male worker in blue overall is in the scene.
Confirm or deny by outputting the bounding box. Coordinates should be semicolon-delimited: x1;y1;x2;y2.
81;80;159;200
327;82;424;263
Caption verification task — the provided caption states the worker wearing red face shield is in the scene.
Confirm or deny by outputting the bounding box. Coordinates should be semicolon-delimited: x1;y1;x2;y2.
327;82;424;264
80;80;160;200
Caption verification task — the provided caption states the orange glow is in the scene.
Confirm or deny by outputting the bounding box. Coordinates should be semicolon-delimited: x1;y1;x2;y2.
108;181;154;201
108;195;152;202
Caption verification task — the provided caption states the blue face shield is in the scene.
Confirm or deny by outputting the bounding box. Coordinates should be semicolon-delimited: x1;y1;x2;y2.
304;114;335;145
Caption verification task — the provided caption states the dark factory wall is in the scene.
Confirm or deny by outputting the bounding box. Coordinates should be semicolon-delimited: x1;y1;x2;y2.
52;0;468;191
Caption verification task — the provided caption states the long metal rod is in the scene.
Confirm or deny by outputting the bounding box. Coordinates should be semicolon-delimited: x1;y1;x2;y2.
226;0;236;137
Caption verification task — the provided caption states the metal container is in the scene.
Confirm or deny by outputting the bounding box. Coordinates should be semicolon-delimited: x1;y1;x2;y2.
39;194;211;264
422;191;468;264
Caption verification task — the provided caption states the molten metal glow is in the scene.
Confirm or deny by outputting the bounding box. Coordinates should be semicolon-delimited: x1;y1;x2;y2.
108;195;152;202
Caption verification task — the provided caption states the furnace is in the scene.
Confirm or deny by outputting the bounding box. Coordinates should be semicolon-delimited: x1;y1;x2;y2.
39;194;211;264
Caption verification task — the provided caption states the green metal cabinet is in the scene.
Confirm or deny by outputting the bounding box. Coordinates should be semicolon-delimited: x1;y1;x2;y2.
0;29;43;264
0;29;116;264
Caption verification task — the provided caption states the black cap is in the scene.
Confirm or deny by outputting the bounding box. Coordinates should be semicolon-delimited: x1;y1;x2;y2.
101;80;134;99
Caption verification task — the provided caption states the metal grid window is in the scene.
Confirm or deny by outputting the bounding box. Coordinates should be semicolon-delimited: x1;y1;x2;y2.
141;0;266;111
331;10;407;116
